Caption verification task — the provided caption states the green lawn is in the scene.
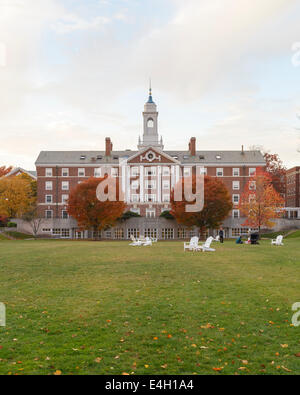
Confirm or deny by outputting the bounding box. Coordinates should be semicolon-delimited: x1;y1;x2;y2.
0;238;300;375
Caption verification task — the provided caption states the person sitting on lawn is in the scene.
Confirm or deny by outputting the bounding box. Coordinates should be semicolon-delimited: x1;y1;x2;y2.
236;236;243;244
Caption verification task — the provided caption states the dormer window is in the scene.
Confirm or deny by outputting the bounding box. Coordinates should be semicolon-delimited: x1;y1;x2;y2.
97;155;102;160
80;155;86;160
199;155;205;160
216;155;221;160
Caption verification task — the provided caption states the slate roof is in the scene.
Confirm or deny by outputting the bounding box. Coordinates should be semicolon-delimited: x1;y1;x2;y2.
35;149;265;166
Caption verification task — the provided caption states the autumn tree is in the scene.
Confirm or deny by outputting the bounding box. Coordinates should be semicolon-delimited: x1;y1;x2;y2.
0;166;12;178
170;175;233;235
239;169;284;234
67;177;125;239
264;153;286;195
0;177;35;218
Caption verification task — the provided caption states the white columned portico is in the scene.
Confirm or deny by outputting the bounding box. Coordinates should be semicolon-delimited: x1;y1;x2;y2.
140;165;144;203
157;166;161;203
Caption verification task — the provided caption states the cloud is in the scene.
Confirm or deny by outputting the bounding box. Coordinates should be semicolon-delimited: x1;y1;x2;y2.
52;14;111;34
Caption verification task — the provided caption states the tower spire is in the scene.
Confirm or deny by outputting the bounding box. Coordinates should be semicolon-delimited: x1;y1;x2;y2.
147;78;154;104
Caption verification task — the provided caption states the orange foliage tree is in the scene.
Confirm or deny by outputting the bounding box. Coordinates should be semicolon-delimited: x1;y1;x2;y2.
264;153;286;195
0;166;12;177
67;177;125;238
239;169;284;233
170;175;233;235
0;177;35;218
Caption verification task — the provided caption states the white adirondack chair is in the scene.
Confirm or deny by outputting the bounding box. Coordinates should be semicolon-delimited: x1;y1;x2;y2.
271;235;284;246
184;237;199;251
213;235;220;242
197;236;215;252
143;237;153;246
151;238;158;243
129;236;143;246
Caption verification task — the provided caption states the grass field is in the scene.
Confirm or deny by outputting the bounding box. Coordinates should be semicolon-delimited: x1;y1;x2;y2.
0;238;300;375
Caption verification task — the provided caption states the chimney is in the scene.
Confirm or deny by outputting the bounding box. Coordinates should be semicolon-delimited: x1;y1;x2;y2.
241;145;244;155
189;137;196;156
105;137;113;156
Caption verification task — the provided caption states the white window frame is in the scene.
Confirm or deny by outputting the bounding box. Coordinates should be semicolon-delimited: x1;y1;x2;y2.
233;181;240;190
62;210;69;219
45;181;53;191
183;167;191;177
232;194;240;204
62;181;69;191
46;168;53;177
145;180;156;190
45;195;52;204
163;194;170;202
249;168;256;176
146;209;156;219
145;194;156;202
45;210;53;219
163;180;170;190
131;180;139;190
111;168;118;178
162;167;170;176
131;167;139;177
232;209;240;218
94;168;101;178
62;168;69;177
131;194;140;203
200;167;207;175
62;194;69;204
78;168;85;177
145;167;156;176
233;168;240;177
217;168;224;177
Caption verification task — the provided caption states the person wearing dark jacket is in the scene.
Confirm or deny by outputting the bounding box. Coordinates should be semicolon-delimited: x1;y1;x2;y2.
219;228;224;243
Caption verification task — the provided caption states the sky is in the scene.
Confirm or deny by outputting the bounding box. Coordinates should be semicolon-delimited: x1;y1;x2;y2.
0;0;300;170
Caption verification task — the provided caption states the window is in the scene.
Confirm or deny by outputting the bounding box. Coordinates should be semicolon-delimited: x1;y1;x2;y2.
62;181;69;191
183;167;191;177
131;167;139;177
105;229;112;239
216;168;224;177
46;168;53;177
52;229;61;236
127;229;140;239
111;168;118;177
46;181;53;191
216;155;222;160
131;194;140;203
61;229;70;238
162;167;170;176
144;228;158;238
80;155;86;160
62;210;69;219
163;194;170;202
145;194;156;202
42;229;51;233
62;168;69;177
62;194;69;204
162;228;174;239
200;167;207;175
163;180;170;189
45;195;52;203
145;180;156;189
146;209;156;218
114;228;124;240
147;118;154;128
94;168;101;178
145;167;156;176
249;168;256;176
45;210;53;219
131;180;139;190
232;209;240;218
78;168;85;177
233;194;240;204
233;181;240;190
232;228;249;237
178;228;187;239
233;168;240;177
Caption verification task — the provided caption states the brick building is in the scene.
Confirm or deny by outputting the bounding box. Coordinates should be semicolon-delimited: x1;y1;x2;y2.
285;166;300;219
35;89;266;239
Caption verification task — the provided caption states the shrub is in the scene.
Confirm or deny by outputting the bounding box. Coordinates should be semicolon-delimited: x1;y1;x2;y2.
7;222;17;228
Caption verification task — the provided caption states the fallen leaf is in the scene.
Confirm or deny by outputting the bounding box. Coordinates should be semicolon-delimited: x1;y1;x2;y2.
54;370;62;375
94;357;102;363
